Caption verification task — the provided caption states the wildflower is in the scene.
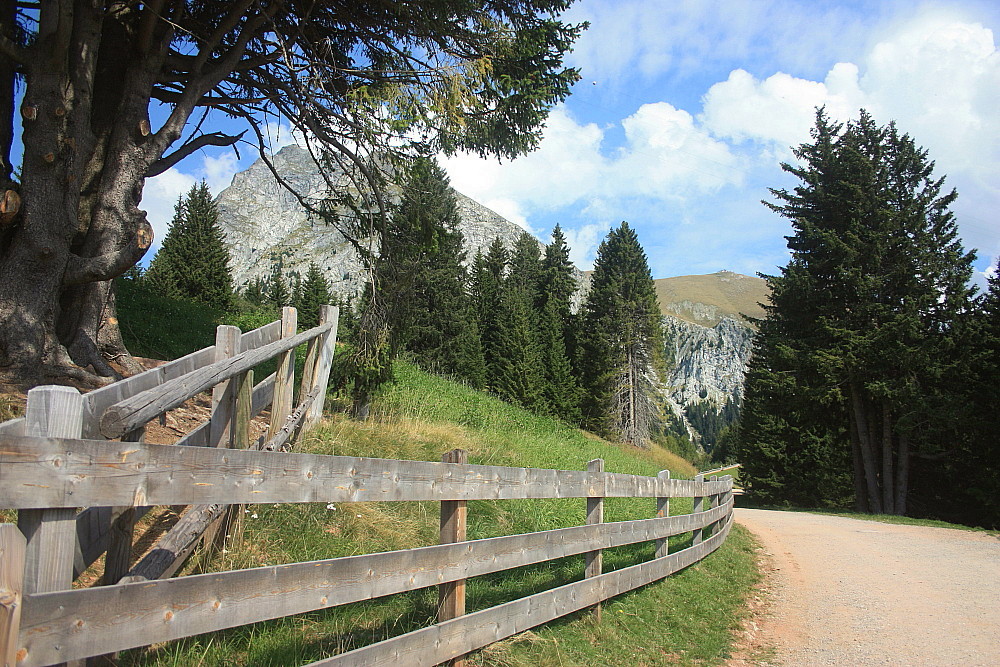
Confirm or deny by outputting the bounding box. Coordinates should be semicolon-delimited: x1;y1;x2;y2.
326;503;336;510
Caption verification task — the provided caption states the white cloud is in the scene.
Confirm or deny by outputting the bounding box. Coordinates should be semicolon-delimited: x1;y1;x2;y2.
562;223;605;270
201;151;239;194
140;168;196;251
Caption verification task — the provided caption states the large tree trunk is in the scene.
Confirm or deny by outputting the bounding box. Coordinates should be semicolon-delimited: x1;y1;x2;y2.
850;422;869;512
849;382;883;513
895;432;910;515
881;402;895;515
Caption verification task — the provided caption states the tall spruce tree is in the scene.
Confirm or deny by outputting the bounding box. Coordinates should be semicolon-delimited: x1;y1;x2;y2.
392;157;484;383
298;263;332;329
145;181;233;310
470;239;509;390
538;225;582;422
578;222;663;446
740;110;977;515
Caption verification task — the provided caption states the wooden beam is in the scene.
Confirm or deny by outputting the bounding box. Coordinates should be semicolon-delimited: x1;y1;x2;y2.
585;458;604;623
0;436;731;509
655;470;670;559
268;307;297;441
692;473;705;546
438;449;468;667
309;523;734;667
17;504;733;664
306;305;338;427
98;321;334;439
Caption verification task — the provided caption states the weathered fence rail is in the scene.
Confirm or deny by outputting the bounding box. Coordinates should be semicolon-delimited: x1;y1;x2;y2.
0;303;735;666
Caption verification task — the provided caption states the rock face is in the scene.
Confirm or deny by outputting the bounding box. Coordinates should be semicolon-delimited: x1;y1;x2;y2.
663;315;754;410
216;145;531;297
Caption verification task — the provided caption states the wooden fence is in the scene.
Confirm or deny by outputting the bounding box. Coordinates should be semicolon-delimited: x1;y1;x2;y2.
0;305;735;667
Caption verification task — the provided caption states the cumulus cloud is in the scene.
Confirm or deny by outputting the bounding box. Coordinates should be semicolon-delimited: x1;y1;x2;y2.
140;168;196;252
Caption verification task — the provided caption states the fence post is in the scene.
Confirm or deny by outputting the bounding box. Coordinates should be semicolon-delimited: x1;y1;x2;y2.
708;475;719;538
586;458;604;623
692;473;705;546
268;306;297;440
103;426;144;586
655;470;671;559
438;448;468;667
19;386;84;667
306;305;338;428
1;524;26;667
19;386;82;596
206;325;242;552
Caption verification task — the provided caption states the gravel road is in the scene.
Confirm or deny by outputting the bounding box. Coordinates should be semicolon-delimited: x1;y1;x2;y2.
735;508;1000;667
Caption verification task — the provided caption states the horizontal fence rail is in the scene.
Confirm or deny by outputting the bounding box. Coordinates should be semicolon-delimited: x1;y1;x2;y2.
0;435;730;508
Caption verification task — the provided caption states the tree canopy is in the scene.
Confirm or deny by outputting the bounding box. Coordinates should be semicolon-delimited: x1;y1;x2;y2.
0;0;583;381
739;110;978;517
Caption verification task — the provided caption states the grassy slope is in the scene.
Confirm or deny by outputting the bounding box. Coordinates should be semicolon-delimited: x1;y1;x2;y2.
654;271;768;327
121;362;759;666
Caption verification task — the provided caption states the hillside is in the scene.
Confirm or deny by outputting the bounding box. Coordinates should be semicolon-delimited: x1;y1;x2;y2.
655;271;768;327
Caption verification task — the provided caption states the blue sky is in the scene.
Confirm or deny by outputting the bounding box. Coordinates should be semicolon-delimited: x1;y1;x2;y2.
145;0;1000;285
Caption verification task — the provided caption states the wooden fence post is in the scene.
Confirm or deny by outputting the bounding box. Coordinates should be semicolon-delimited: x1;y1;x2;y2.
102;427;144;586
692;473;705;546
268;307;297;440
586;458;604;623
655;470;670;559
19;386;82;596
306;305;338;428
207;325;242;552
0;524;26;667
438;448;468;667
19;386;84;667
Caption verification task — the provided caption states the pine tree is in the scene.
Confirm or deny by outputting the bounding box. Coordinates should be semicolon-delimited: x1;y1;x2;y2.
741;109;977;515
470;239;509;390
298;263;332;329
537;225;582;422
145;181;234;309
578;222;664;446
267;268;291;308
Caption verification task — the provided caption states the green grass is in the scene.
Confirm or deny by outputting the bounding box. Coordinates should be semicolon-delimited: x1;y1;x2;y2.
119;362;760;666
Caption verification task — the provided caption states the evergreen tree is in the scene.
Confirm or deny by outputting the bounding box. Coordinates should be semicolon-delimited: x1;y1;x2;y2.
145;181;234;309
578;222;664;446
493;281;549;412
740;110;977;515
267;268;291;308
243;277;268;306
298;263;332;329
392;157;482;383
470;239;509;390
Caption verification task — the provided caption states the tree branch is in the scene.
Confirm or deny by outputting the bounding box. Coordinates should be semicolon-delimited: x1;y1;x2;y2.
62;219;154;285
145;130;245;177
0;33;27;65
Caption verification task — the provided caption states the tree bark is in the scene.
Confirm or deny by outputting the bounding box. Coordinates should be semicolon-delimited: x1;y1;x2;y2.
881;402;895;515
849;382;883;513
850;419;869;512
895;432;910;515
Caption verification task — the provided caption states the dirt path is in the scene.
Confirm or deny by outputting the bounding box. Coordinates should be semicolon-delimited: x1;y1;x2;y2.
734;508;1000;667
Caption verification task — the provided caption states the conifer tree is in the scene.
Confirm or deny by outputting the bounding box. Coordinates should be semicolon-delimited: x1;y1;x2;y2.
267;268;291;308
741;109;977;515
470;239;509;390
145;181;234;309
538;225;582;422
578;222;664;446
298;263;332;329
493;280;549;412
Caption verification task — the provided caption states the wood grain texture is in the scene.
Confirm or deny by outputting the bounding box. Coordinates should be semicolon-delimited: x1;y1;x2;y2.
268;307;297;441
81;320;279;439
0;436;731;508
17;502;733;665
1;436;733;509
310;519;734;667
656;469;671;559
0;418;24;436
18;387;83;597
306;305;338;427
585;459;604;622
0;524;25;667
98;321;334;439
438;449;468;667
